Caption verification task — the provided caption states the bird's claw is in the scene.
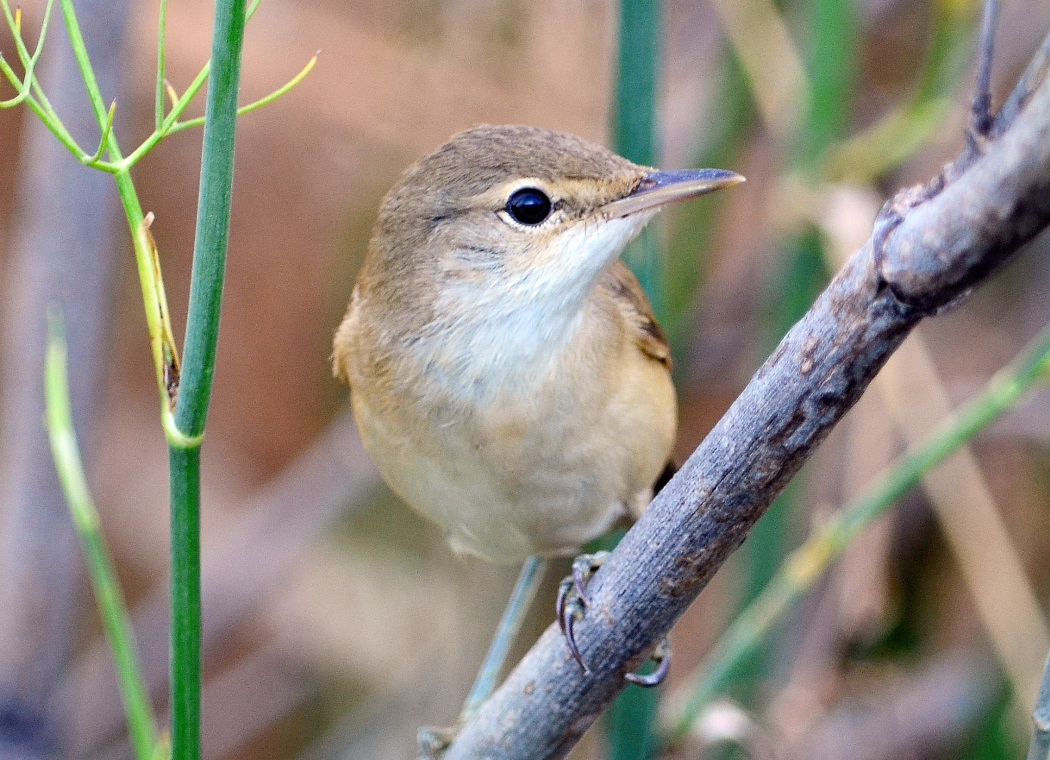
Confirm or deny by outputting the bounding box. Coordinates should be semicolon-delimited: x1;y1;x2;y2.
624;638;671;688
555;552;669;687
556;551;610;672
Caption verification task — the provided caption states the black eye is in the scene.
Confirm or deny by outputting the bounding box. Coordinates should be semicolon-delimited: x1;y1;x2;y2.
506;187;552;225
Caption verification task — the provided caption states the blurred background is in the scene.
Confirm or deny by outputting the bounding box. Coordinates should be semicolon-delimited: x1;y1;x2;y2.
1;0;1050;758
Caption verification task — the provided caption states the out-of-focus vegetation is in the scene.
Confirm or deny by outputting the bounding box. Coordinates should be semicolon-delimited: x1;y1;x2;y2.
1;1;1050;758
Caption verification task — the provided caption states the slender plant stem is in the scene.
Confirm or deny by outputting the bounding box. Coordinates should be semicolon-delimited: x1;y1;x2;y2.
168;1;246;758
156;0;168;130
167;53;317;135
5;1;297;756
664;321;1050;745
799;0;858;170
116;0;263;172
40;1;177;422
0;0;52;107
613;0;659;167
605;3;666;758
44;319;158;760
613;0;662;316
169;447;202;760
58;0;124;160
175;1;245;437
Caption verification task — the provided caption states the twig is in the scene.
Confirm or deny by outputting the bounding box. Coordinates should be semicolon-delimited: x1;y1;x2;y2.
443;27;1050;760
970;0;999;143
165;52;319;135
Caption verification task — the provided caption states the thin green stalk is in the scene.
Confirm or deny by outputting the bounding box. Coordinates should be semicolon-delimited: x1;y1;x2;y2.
44;317;158;760
606;1;664;757
118;0;263;172
155;0;168;130
6;3;300;757
613;0;659;169
0;0;52;107
664;322;1050;746
46;0;180;423
58;0;124;160
798;0;858;172
167;52;317;135
175;0;245;438
614;0;663;317
168;446;202;760
168;1;246;758
0;2;89;159
3;0;303;179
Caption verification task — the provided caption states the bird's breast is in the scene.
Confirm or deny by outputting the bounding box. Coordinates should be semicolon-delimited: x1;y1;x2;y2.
342;290;676;562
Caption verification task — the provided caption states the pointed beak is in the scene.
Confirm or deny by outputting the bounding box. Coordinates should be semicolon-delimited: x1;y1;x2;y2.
602;168;745;219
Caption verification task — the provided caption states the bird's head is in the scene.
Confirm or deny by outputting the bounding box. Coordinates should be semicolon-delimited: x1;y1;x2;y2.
361;124;743;326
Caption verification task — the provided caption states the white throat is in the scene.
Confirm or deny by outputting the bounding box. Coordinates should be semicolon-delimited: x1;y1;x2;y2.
425;212;652;399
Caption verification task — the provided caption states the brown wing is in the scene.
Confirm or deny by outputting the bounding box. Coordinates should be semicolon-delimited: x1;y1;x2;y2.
600;260;672;369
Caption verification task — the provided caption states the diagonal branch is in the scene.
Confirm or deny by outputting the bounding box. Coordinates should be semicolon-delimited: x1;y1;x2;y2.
443;28;1050;760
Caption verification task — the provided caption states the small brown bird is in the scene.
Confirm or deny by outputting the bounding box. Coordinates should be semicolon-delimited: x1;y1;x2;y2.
334;124;742;568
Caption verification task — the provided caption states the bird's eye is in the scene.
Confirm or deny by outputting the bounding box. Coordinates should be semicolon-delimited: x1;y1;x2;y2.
506;188;552;226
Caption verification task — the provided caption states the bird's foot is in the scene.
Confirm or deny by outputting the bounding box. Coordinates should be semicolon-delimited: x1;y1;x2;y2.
625;637;671;687
556;550;672;687
556;550;610;672
417;724;457;759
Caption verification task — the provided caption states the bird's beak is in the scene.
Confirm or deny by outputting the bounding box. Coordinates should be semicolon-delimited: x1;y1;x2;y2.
602;168;745;219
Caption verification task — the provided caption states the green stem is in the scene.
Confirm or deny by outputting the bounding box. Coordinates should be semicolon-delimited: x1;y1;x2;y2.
7;2;283;756
58;0;125;162
613;0;663;317
168;446;202;760
0;0;53;107
798;0;858;172
48;1;177;419
156;0;168;130
175;0;245;438
168;2;246;758
166;52;318;135
115;0;263;173
606;2;664;758
664;322;1050;746
44;318;158;760
0;52;88;159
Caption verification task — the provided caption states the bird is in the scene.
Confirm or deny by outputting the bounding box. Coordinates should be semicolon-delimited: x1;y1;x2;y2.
332;124;742;741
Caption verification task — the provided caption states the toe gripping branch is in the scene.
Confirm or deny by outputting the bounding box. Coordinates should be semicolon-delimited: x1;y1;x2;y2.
556;551;670;687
